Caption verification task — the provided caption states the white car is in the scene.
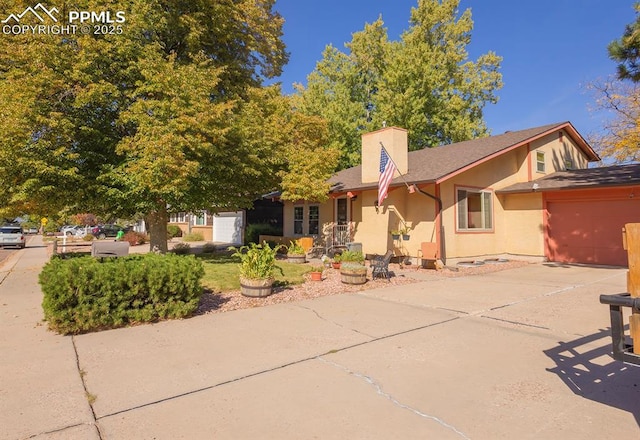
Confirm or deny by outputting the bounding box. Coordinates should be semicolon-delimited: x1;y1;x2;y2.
60;225;86;237
0;226;26;249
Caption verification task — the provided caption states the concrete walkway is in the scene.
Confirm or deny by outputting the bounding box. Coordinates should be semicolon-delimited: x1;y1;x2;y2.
1;237;639;439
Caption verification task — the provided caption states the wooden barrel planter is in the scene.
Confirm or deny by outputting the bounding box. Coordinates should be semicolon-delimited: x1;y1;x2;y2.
287;254;306;264
340;267;367;285
240;277;274;297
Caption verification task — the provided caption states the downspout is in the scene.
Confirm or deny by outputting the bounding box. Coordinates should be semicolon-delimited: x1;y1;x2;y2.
415;185;445;264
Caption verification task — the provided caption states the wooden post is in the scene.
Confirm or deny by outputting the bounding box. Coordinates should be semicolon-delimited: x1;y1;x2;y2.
624;224;640;354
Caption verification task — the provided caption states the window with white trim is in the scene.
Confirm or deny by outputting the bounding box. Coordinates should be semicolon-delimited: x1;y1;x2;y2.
457;188;493;231
170;212;186;223
194;211;207;226
536;151;545;173
293;206;304;235
308;205;319;235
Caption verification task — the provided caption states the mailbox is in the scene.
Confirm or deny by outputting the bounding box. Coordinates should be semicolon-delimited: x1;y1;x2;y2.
91;241;130;258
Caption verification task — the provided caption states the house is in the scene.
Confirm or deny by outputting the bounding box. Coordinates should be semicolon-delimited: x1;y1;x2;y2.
282;122;640;266
169;210;244;245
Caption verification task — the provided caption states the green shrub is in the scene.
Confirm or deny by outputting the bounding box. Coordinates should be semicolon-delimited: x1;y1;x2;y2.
182;232;204;242
39;253;204;335
201;242;217;254
167;224;183;239
244;223;281;244
172;242;191;254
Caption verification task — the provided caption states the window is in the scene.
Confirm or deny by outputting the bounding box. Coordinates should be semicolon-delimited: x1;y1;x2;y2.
194;211;207;226
308;205;319;235
457;188;493;231
564;158;574;170
536;151;545;173
293;206;304;235
170;212;186;223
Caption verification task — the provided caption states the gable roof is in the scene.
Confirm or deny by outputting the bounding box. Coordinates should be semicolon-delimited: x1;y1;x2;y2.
496;163;640;194
329;122;599;192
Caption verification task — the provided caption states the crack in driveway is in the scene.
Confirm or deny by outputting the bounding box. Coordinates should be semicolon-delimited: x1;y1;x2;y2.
293;303;376;338
318;356;471;439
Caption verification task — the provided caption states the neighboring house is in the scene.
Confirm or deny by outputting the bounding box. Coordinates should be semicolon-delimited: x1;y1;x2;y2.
282;122;640;266
169;210;244;245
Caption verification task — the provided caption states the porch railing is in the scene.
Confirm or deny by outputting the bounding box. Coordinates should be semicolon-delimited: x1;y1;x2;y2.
333;224;350;246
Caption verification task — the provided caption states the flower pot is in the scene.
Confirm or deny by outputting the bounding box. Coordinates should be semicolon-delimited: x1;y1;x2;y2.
402;234;410;241
391;234;400;240
340;269;367;285
309;271;323;281
239;277;274;297
287;253;306;264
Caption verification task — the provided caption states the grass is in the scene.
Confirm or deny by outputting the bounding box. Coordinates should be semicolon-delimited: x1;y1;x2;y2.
199;252;311;292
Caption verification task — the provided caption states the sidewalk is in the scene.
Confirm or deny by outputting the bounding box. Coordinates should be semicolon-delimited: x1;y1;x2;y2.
1;239;639;439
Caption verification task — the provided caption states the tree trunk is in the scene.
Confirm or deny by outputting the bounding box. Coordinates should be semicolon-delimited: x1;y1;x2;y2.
146;206;169;254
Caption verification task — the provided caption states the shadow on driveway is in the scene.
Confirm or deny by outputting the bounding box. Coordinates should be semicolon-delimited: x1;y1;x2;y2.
544;327;640;427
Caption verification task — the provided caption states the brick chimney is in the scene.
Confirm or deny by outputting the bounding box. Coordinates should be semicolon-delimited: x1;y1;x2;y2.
361;127;408;183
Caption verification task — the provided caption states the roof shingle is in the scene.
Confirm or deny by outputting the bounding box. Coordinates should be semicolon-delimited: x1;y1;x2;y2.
329;122;597;192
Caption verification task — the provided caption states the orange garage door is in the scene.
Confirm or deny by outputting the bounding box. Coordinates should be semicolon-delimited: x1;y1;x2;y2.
547;198;640;266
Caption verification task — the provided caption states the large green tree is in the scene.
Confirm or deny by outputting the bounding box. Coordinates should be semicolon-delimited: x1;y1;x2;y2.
294;0;503;169
609;2;640;83
588;2;640;163
0;0;327;252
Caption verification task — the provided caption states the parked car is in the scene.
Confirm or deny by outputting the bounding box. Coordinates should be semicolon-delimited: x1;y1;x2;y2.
91;224;131;240
0;225;26;248
60;225;84;236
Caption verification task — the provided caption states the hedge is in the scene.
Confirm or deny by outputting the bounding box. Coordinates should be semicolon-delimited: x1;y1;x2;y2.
39;253;204;335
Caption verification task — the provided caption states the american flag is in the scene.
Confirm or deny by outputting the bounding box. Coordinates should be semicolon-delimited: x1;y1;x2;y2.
378;147;396;205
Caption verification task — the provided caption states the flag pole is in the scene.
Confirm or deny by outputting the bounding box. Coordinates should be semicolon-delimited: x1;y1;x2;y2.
380;142;414;191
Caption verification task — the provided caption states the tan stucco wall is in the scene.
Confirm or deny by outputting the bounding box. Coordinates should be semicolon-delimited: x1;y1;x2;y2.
172;224;213;241
282;186;438;257
361;127;408;183
529;131;589;178
440;146;544;259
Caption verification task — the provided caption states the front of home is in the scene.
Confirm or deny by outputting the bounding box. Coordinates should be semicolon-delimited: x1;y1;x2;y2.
169;210;244;245
282;122;640;266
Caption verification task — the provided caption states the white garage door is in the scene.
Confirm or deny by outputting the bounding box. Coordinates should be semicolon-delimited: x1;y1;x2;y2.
213;211;243;245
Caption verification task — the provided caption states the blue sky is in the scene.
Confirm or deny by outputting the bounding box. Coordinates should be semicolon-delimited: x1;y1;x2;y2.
272;0;635;140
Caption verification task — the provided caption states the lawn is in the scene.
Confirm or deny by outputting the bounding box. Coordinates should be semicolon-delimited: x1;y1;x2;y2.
199;253;312;292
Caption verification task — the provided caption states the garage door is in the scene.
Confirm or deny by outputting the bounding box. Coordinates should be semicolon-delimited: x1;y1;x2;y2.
547;199;640;266
213;212;243;245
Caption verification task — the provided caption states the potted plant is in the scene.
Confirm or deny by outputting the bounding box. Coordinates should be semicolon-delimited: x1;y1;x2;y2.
339;250;365;264
229;241;283;297
308;265;324;281
339;250;367;284
340;262;368;285
390;230;401;240
331;253;342;269
286;240;306;264
401;227;410;241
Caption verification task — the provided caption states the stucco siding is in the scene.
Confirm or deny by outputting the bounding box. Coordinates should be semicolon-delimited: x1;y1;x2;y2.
501;193;545;256
529;131;589;178
441;147;530;258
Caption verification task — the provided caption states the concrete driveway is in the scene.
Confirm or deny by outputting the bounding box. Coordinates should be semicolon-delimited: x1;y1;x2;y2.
1;238;639;439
